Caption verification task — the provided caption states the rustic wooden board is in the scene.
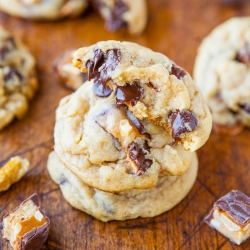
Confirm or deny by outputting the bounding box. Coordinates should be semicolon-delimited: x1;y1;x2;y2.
1;0;250;249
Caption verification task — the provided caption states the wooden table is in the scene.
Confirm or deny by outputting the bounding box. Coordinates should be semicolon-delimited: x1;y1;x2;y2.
1;0;250;249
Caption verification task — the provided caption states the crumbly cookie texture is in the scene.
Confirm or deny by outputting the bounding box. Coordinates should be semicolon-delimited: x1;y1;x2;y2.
54;49;87;90
0;0;88;20
47;151;198;222
73;41;212;152
92;0;147;34
0;26;38;131
194;17;250;127
0;156;30;192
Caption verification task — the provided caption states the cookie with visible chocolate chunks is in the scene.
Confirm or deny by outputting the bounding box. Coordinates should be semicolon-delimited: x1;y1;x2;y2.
73;41;212;152
0;26;38;131
47;150;198;221
194;17;250;129
0;0;88;20
92;0;147;34
54;80;195;192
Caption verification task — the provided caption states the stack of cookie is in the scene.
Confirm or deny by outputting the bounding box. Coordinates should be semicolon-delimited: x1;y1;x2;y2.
47;41;212;221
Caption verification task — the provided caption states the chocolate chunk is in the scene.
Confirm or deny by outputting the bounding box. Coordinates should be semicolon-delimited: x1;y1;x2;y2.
214;190;250;226
3;193;50;250
59;176;67;185
126;109;147;135
170;64;187;79
115;82;143;106
106;0;128;31
86;48;121;97
128;141;152;175
236;42;250;64
93;80;113;97
239;104;250;113
0;46;10;60
146;82;159;92
117;104;147;135
4;67;23;82
168;109;198;139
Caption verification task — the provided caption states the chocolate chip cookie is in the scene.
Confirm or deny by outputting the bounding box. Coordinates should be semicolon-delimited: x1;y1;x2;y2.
0;26;38;131
73;41;212;152
47;150;198;221
0;0;88;20
51;41;211;193
92;0;147;34
194;17;250;128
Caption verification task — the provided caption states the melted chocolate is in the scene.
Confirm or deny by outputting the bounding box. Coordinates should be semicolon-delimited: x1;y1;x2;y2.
214;190;250;226
128;141;152;175
4;67;23;82
106;0;128;31
115;82;143;106
236;42;250;64
86;48;121;97
170;64;187;79
168;109;198;139
93;80;113;97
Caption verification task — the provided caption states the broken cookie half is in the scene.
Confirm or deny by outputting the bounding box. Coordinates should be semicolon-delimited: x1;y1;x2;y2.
204;190;250;245
2;193;50;250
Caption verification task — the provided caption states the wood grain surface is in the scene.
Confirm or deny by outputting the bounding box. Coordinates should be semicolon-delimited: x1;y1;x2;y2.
1;0;250;249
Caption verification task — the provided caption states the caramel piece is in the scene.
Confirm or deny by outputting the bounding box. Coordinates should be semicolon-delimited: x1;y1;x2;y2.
0;156;30;192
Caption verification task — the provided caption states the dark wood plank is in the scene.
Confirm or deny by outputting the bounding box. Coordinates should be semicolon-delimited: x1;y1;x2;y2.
1;0;250;249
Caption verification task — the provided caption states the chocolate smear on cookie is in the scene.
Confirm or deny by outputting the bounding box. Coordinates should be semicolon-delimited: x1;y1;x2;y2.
128;141;152;175
86;48;121;97
168;109;198;139
236;42;250;65
170;64;187;79
115;82;143;106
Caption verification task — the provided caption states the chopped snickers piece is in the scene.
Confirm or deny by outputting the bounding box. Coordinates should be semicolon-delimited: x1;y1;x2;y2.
2;193;50;250
54;50;87;90
204;190;250;245
0;156;30;192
